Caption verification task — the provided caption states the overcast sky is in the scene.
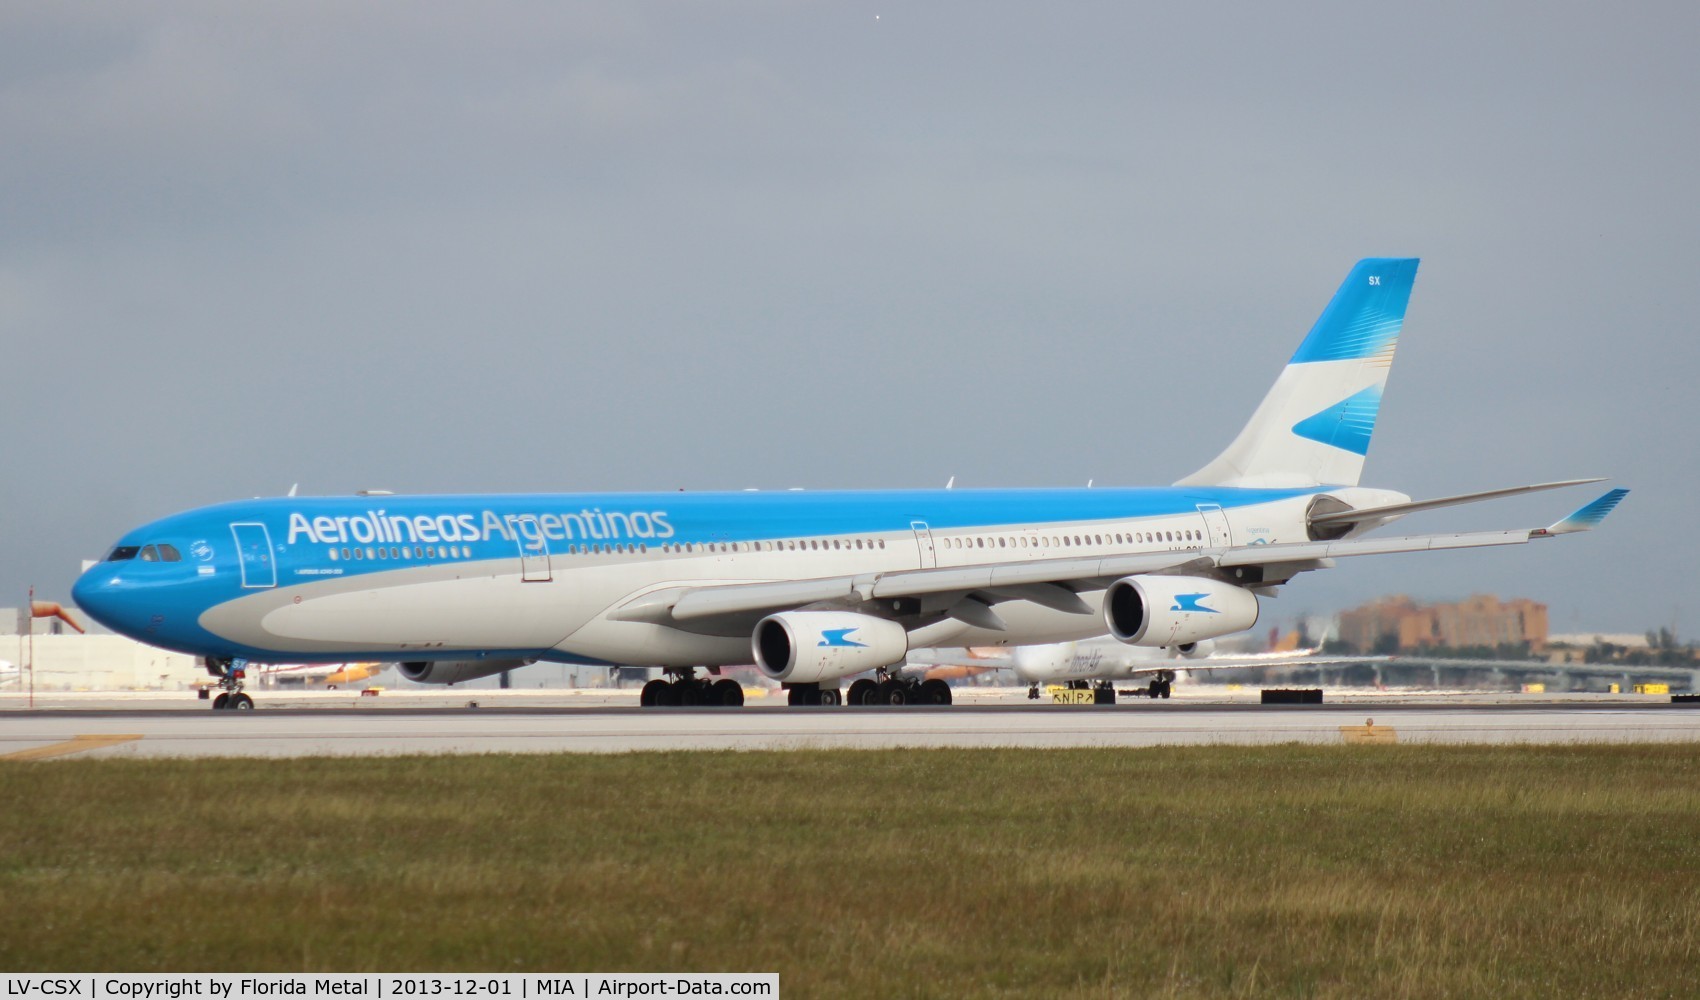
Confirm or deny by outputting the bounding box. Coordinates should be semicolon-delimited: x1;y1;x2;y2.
3;1;1696;639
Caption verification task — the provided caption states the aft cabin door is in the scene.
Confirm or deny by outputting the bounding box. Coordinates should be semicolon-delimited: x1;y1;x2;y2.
513;515;552;582
1195;503;1233;548
911;521;937;569
230;522;277;589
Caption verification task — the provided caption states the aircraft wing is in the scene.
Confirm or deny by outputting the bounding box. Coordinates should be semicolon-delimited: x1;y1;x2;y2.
607;489;1627;632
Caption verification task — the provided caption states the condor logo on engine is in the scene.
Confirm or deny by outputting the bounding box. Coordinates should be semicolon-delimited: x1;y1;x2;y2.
1170;593;1220;614
818;628;867;648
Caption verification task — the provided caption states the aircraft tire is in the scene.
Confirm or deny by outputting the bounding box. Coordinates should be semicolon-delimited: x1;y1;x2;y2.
1160;681;1172;699
656;682;682;707
1148;679;1162;699
920;679;952;706
1093;687;1115;706
640;679;667;707
847;678;877;706
212;693;230;710
712;678;744;707
876;679;907;706
818;689;841;707
232;693;254;710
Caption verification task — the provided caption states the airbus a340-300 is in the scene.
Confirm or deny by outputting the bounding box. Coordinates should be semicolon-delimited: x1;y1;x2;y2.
73;259;1626;709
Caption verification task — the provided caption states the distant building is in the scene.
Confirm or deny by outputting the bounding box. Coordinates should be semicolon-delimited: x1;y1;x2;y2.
1336;594;1549;653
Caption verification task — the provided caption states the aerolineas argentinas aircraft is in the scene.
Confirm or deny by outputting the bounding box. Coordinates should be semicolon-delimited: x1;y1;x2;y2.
74;258;1626;709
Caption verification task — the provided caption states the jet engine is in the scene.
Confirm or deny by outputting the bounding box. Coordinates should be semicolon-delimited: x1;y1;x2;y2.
1104;575;1258;647
753;612;908;684
1176;639;1216;659
398;657;532;686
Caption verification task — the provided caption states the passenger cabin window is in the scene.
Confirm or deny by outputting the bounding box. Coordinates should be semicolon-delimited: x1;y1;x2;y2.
107;546;140;562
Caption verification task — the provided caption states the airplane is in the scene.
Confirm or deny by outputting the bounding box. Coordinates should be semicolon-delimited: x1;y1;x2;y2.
252;661;385;689
70;258;1628;710
898;638;1387;704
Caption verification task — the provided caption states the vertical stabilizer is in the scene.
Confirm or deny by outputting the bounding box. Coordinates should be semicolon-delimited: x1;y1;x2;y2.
1176;258;1419;488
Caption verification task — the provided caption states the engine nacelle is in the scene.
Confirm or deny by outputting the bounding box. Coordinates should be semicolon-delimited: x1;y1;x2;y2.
398;657;531;686
1104;575;1259;647
1176;639;1216;659
753;612;909;684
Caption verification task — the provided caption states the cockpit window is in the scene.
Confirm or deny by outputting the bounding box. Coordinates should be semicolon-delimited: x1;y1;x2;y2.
158;544;182;562
107;546;141;561
139;545;159;562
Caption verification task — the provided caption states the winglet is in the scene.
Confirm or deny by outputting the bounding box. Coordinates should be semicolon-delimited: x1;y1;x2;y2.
1535;488;1629;536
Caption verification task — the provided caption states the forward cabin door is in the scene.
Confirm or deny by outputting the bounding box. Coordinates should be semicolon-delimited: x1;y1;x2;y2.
513;515;552;582
230;522;277;589
1195;503;1233;548
911;521;938;569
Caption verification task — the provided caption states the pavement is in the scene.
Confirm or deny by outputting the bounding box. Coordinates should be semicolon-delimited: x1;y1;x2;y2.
3;685;1699;757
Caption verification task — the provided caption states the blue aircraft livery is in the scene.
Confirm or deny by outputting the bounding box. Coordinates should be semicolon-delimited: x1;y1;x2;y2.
819;629;867;649
70;259;1626;709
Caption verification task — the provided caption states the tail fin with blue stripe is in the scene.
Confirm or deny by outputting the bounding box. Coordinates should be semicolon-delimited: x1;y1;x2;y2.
1177;257;1419;488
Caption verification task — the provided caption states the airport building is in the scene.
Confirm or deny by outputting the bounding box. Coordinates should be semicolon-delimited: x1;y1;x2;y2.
2;606;202;691
1335;594;1549;653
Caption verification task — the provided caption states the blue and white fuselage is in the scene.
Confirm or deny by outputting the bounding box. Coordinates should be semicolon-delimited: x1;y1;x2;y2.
71;485;1383;666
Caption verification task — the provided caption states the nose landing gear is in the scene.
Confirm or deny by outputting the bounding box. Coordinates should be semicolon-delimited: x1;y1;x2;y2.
204;658;255;710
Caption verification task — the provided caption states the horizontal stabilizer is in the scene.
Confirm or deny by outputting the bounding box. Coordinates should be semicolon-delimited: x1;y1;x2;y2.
1536;489;1630;536
1309;478;1607;526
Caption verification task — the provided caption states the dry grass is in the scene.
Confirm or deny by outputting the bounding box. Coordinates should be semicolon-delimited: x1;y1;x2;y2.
4;745;1700;997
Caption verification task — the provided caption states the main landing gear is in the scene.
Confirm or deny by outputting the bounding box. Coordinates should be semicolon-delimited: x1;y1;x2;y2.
1144;670;1176;700
204;658;254;710
842;670;952;707
639;668;744;708
785;683;842;707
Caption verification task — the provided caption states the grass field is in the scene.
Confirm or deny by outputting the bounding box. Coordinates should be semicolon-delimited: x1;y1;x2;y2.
4;745;1700;997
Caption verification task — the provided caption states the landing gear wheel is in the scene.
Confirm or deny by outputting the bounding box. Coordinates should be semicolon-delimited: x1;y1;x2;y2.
1159;681;1173;699
656;682;682;707
640;679;668;707
212;692;230;710
231;693;254;710
920;679;952;705
787;683;819;706
818;689;841;707
712;678;744;707
1148;679;1163;699
847;678;877;706
1093;686;1116;705
1027;685;1040;700
876;679;908;706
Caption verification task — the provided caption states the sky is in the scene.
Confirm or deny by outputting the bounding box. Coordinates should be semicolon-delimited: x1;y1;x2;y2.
2;1;1696;639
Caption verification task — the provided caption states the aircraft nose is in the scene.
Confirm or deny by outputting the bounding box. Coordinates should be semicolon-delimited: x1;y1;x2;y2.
71;565;124;633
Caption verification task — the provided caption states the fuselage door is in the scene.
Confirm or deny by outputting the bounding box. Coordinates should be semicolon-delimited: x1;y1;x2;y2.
514;515;552;582
230;522;277;589
911;521;937;569
1195;503;1233;548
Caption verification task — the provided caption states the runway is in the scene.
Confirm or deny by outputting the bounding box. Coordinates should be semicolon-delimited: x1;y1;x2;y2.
5;697;1700;758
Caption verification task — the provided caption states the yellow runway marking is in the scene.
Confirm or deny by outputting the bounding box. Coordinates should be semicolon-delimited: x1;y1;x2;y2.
2;734;144;760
